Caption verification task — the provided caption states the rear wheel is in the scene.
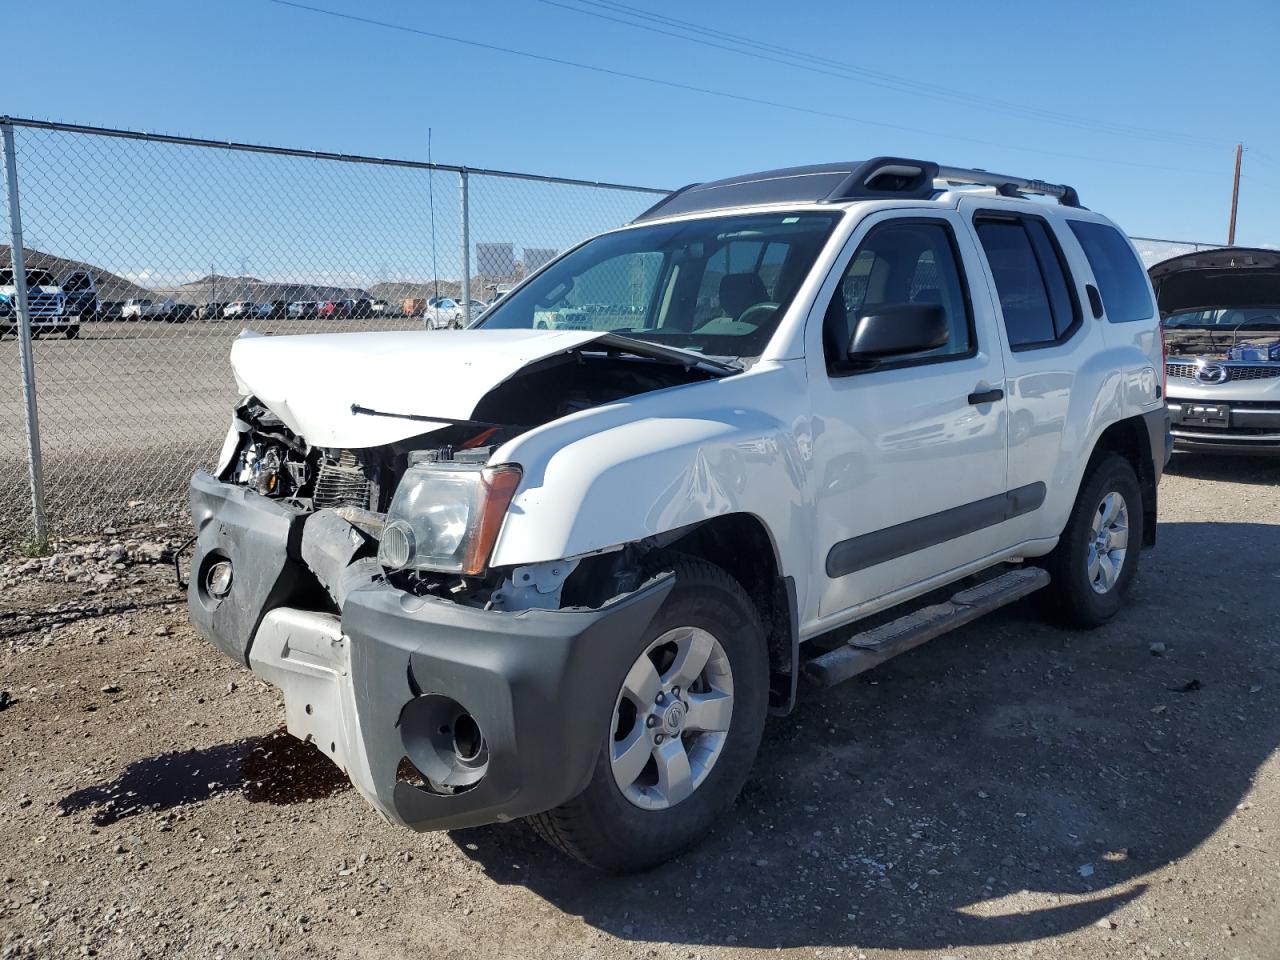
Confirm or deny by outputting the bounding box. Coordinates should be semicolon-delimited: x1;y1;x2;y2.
1038;453;1143;628
65;325;80;340
529;559;768;872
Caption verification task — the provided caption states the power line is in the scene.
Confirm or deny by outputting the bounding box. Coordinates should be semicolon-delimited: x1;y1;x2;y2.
1250;150;1280;171
266;0;1224;178
545;0;1225;151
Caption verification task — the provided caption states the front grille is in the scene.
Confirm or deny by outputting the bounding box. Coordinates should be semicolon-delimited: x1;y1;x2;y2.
1166;361;1280;382
314;450;372;509
27;294;60;318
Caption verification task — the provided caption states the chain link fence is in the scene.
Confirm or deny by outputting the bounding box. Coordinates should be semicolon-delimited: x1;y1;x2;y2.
0;117;1249;550
1129;236;1222;267
0;117;666;549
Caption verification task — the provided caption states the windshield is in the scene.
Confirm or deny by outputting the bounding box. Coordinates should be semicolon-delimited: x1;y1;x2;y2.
0;269;56;287
1166;307;1280;329
477;211;840;358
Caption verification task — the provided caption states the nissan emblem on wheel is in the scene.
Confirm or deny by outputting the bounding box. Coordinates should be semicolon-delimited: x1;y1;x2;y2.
186;158;1170;871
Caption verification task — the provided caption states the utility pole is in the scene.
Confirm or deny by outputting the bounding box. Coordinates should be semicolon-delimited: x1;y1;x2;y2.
1227;142;1243;246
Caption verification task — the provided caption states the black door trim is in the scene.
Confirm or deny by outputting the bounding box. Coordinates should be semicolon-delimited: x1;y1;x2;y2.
825;481;1047;579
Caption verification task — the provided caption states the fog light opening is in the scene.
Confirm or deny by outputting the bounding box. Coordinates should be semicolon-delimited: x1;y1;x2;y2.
399;694;490;795
451;714;484;763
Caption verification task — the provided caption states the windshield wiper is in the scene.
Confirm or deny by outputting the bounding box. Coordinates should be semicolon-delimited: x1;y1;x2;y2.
350;404;506;428
593;333;742;375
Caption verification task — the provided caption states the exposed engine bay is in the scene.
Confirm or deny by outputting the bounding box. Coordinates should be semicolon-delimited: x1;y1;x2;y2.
219;348;719;611
1163;326;1280;362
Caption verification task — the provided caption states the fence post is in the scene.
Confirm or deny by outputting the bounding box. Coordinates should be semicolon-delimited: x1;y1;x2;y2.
460;169;471;326
2;121;48;550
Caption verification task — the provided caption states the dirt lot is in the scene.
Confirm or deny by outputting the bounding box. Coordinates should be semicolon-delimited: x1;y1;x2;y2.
1;453;1278;960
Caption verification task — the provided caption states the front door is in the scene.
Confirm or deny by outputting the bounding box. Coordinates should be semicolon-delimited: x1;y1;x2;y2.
806;211;1011;624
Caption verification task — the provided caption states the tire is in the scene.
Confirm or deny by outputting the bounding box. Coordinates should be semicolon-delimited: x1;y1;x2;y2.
1037;453;1144;629
528;558;769;872
65;325;80;340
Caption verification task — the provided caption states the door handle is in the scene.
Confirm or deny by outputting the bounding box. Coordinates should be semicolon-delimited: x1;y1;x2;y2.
967;388;1004;405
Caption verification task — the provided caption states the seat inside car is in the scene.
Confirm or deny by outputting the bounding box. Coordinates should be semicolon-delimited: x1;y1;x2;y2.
719;273;770;322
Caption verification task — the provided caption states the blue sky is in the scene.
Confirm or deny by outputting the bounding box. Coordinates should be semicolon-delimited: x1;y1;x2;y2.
7;0;1280;259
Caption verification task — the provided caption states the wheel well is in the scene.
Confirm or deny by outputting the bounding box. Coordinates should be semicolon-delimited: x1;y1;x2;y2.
1088;416;1157;546
663;514;798;715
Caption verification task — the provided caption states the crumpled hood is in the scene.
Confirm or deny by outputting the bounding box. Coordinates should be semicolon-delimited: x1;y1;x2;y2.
230;328;609;448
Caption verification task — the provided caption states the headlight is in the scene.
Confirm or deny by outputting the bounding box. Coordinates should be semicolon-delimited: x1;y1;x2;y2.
379;461;521;575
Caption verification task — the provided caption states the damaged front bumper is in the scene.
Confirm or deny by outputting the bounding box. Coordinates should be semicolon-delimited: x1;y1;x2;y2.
186;471;673;831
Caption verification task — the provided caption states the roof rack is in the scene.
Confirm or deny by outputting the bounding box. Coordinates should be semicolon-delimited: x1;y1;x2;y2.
631;157;1081;222
933;164;1081;208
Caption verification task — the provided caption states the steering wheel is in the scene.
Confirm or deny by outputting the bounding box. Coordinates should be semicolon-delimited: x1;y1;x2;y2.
736;302;780;329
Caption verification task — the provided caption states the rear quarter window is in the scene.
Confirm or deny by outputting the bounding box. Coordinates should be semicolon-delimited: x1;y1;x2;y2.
1067;221;1154;323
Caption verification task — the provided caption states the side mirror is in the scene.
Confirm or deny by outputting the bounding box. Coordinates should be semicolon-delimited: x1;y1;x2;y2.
847;303;949;360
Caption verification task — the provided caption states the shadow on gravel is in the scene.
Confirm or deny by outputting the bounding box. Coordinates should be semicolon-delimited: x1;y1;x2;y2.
59;729;350;825
454;519;1280;952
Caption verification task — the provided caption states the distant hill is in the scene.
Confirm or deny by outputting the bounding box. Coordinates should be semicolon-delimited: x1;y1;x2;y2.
1;246;484;306
155;274;373;305
368;280;464;303
0;245;151;301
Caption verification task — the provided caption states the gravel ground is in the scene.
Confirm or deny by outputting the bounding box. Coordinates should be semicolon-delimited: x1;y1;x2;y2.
1;453;1278;960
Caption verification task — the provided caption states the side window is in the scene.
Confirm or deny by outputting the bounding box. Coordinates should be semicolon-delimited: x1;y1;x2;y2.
1067;221;1155;323
824;220;973;369
974;215;1080;349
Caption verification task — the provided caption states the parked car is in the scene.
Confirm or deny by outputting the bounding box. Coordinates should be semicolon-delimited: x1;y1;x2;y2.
349;298;376;318
168;303;198;323
197;302;228;321
0;267;76;338
370;299;387;315
223;301;257;319
317;300;348;319
61;270;98;321
423;296;463;329
1151;247;1280;454
187;157;1169;872
121;298;171;321
287;301;318;319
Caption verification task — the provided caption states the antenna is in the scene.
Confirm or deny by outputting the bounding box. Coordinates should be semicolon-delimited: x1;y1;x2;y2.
428;127;440;305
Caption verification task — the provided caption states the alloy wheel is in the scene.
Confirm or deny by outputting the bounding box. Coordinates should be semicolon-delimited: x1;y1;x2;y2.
610;626;734;810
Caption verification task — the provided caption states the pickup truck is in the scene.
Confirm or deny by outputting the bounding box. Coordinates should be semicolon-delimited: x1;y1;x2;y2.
186;158;1169;872
0;268;75;339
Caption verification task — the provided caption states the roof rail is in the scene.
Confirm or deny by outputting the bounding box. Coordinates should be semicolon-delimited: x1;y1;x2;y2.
826;158;1081;207
630;157;1082;223
933;165;1081;208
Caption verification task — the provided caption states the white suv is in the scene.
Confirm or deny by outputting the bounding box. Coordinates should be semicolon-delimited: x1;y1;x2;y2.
186;158;1169;872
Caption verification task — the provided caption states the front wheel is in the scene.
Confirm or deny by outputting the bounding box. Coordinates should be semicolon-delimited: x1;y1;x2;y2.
1037;453;1144;628
528;559;768;872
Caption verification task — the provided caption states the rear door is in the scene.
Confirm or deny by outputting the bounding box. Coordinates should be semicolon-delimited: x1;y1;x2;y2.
959;199;1095;546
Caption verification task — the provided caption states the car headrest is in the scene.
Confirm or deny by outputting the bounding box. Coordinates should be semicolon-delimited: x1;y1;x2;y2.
719;273;769;320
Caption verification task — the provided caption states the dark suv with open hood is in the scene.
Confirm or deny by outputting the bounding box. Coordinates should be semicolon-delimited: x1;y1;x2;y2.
1152;247;1280;454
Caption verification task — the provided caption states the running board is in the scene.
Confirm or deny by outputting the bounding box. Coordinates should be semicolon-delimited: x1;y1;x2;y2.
802;567;1050;688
